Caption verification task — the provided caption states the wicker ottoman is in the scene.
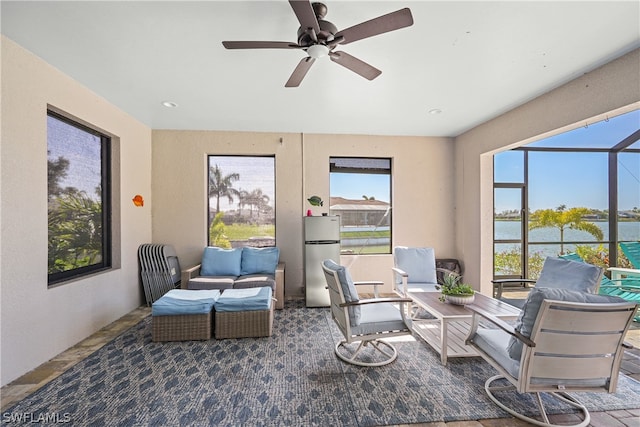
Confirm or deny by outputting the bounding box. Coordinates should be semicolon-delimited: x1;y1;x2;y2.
151;289;220;342
214;287;274;339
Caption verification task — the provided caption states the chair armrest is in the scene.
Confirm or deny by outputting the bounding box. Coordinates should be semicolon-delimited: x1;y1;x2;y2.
274;262;285;309
340;297;413;307
391;267;409;297
354;280;384;298
466;304;535;348
181;264;201;289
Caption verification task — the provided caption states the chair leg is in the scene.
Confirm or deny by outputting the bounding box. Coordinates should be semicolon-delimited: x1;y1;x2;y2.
484;375;590;427
335;339;398;367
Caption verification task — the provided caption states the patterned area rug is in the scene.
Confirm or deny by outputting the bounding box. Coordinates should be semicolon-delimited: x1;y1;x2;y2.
4;300;640;426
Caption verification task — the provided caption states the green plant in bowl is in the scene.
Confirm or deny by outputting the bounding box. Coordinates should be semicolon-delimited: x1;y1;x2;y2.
436;270;474;303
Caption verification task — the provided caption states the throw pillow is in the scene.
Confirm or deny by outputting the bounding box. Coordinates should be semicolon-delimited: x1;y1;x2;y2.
536;257;603;293
323;259;361;325
394;246;437;284
240;247;280;275
507;287;626;361
200;247;242;277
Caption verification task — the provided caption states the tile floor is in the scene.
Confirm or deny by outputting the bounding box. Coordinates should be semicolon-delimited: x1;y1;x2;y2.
1;304;639;426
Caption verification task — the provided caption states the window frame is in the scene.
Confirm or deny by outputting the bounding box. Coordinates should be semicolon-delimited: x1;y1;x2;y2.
329;156;393;255
206;155;276;248
47;109;112;286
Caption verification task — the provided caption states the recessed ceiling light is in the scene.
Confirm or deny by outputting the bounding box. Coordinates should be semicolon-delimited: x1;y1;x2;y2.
428;108;442;115
162;101;178;108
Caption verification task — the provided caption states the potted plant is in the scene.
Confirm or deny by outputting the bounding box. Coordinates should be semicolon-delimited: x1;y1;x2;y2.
436;270;475;305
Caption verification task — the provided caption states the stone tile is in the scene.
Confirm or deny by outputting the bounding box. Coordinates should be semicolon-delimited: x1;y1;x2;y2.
9;360;68;385
477;418;530;426
547;412;584;424
610;410;638;419
441;421;483;427
589;412;627;427
621;416;640;427
627;408;640;417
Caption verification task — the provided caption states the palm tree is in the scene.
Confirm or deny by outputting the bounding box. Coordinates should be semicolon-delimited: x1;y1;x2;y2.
245;188;270;218
208;164;241;213
48;191;103;273
529;207;604;254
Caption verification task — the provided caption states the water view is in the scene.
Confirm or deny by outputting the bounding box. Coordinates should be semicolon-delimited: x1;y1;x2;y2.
496;220;639;243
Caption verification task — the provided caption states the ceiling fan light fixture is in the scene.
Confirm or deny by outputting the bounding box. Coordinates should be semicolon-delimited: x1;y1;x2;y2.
307;44;329;59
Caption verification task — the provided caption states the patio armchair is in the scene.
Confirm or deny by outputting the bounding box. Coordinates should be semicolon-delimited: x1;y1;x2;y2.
322;259;413;367
466;286;638;427
493;256;603;309
392;246;439;296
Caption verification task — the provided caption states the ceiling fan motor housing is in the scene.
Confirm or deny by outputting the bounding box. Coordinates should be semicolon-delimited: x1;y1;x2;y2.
297;19;337;47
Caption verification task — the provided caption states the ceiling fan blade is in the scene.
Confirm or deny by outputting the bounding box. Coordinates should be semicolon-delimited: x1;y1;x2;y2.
335;8;414;45
285;57;316;87
329;51;381;81
222;41;301;49
289;0;320;34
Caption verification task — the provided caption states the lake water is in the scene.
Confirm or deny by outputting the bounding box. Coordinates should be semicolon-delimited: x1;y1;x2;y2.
495;221;639;257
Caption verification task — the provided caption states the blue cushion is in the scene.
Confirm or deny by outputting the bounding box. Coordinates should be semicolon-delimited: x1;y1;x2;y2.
240;247;280;275
536;257;602;293
152;289;220;316
200;247;242;277
394;247;437;284
507;287;626;361
214;287;272;312
323;259;361;325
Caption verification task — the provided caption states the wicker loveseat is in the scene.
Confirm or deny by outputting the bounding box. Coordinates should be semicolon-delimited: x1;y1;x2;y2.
182;246;285;309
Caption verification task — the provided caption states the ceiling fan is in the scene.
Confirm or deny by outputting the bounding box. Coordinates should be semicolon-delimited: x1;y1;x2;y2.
222;1;414;87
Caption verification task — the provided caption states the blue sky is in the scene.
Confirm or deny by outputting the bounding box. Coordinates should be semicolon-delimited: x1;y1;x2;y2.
330;109;639;211
330;173;390;203
495;109;639;212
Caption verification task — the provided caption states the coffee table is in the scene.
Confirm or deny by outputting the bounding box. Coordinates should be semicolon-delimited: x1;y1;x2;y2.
407;291;521;365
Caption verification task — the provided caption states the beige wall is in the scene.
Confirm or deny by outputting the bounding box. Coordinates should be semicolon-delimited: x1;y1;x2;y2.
455;48;640;295
152;131;455;298
1;37;153;386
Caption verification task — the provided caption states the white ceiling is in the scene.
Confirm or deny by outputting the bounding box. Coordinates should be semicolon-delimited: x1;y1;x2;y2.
2;1;639;137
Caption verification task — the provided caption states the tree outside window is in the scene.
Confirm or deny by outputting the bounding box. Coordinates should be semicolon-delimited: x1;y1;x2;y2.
207;156;275;248
47;111;111;285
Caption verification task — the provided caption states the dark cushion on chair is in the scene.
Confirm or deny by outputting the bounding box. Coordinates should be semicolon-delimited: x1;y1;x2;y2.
234;274;276;291
323;259;360;325
507;287;626;361
188;276;235;290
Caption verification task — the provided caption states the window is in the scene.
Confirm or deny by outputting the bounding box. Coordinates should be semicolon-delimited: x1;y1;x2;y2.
493;109;640;280
47;110;111;285
207;156;275;248
329;157;392;254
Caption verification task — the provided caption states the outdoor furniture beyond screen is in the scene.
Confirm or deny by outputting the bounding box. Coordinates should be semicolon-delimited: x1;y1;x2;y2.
322;259;412;367
560;252;640;321
493;256;603;309
620;241;640;268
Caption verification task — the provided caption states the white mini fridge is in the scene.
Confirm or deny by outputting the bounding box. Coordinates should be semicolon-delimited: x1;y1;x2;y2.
304;215;341;307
